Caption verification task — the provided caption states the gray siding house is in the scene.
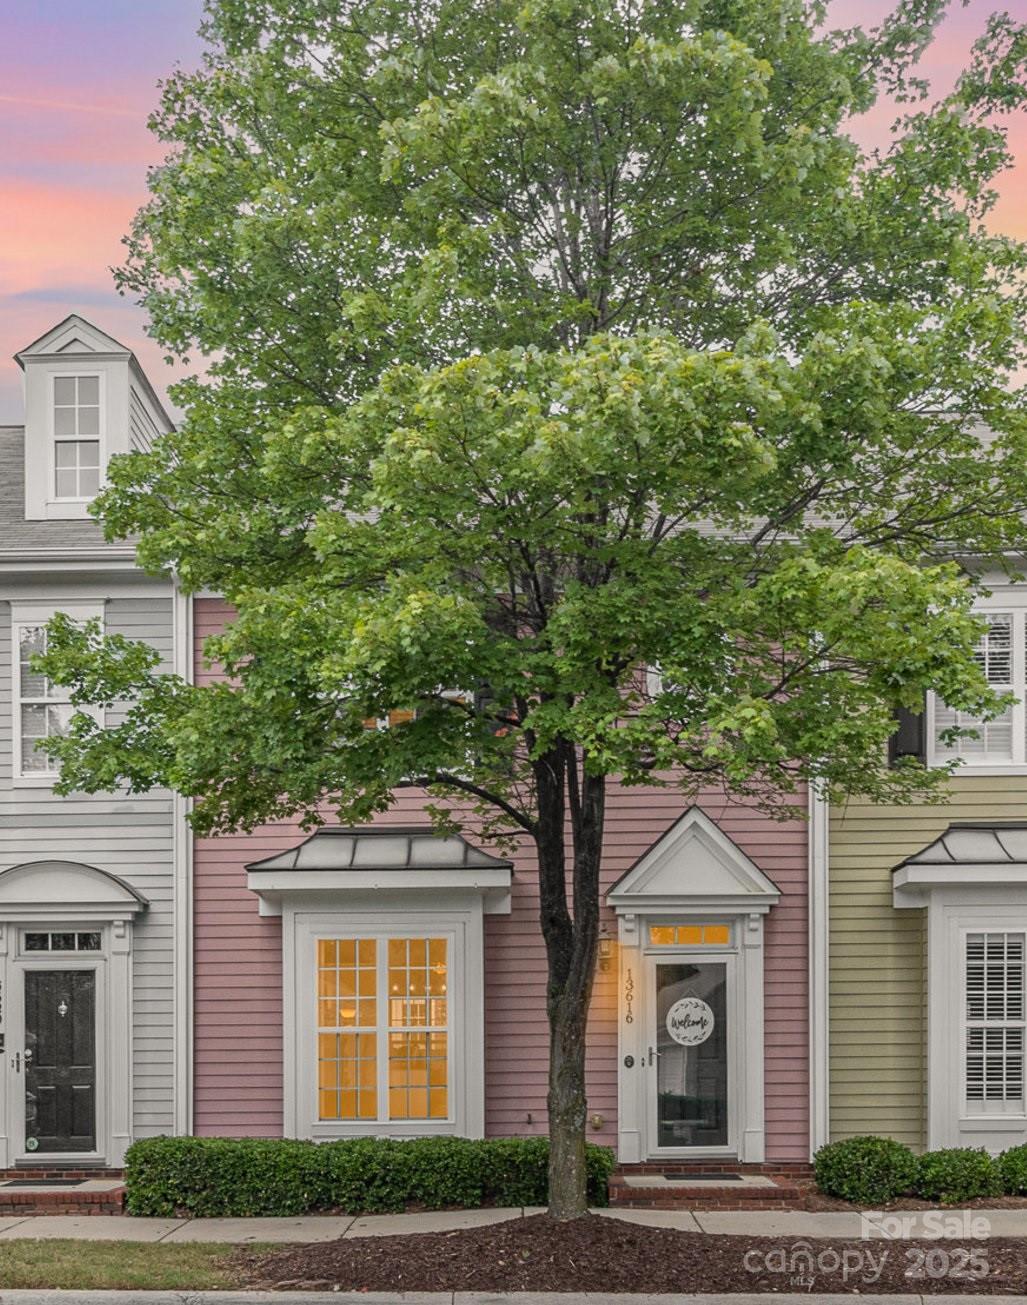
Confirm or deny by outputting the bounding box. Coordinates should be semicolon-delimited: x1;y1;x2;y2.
0;315;188;1166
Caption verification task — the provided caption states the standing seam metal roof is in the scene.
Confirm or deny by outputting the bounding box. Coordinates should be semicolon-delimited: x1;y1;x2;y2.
245;826;514;873
894;822;1027;870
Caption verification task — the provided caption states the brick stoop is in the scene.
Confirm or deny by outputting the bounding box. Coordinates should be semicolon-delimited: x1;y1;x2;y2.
609;1162;812;1211
0;1172;125;1216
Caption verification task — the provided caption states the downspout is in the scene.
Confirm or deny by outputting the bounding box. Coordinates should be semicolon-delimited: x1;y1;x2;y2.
808;782;830;1154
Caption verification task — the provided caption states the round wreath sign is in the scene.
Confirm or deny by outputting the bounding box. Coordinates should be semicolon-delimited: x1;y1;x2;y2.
665;996;715;1047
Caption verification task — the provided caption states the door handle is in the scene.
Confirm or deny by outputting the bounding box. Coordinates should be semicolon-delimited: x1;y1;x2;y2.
648;1045;659;1066
12;1053;19;1073
23;1048;32;1064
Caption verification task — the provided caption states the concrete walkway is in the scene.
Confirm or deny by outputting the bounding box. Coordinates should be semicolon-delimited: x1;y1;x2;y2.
0;1205;1023;1241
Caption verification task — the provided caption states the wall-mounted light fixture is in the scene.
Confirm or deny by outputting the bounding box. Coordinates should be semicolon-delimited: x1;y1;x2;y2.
598;926;613;973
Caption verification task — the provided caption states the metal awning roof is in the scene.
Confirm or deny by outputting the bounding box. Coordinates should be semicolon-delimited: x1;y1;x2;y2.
893;823;1027;906
246;825;513;874
895;823;1027;870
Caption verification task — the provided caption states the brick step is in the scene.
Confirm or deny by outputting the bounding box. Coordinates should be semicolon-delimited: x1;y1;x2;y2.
608;1168;808;1211
0;1180;125;1216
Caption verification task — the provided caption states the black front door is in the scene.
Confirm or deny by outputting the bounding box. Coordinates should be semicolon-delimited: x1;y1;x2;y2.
24;970;96;1153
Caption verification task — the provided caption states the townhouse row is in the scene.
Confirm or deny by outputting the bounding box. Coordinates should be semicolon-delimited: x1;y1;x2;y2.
0;313;1022;1171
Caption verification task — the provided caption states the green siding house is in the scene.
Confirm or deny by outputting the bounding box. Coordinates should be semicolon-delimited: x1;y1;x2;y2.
827;582;1027;1152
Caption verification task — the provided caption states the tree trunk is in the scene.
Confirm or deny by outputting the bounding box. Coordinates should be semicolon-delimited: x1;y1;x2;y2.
547;984;591;1219
535;751;605;1220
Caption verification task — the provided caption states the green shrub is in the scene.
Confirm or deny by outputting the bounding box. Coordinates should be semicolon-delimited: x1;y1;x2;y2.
125;1134;614;1217
916;1148;1002;1205
813;1135;918;1206
998;1144;1027;1195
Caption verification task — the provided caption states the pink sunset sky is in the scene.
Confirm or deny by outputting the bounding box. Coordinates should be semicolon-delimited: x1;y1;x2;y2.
0;0;1023;423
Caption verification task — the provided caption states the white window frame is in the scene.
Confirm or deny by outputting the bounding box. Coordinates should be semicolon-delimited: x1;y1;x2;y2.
928;590;1027;773
285;899;485;1141
10;602;103;789
49;372;105;505
963;929;1026;1118
922;896;1027;1151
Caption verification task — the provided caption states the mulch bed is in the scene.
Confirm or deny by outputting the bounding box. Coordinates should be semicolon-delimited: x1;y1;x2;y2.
238;1211;1027;1294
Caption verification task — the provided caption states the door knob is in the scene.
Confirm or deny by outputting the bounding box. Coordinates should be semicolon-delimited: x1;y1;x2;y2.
23;1048;32;1063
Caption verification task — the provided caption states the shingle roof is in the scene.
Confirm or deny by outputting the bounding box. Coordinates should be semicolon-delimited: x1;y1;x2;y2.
245;825;513;872
0;427;109;551
895;822;1027;870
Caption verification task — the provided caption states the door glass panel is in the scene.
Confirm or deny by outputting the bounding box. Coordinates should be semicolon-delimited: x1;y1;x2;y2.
655;961;728;1148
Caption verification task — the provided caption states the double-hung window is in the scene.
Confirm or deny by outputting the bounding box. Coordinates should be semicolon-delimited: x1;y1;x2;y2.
931;603;1026;767
11;603;102;784
965;931;1026;1116
53;375;101;501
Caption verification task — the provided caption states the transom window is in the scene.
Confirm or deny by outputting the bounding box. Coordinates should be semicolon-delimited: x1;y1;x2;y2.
53;375;101;500
932;609;1026;767
17;626;73;777
317;936;449;1124
23;931;102;953
965;931;1025;1115
649;923;731;946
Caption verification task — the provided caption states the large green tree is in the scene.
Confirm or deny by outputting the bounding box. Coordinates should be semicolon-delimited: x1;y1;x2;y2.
39;0;1027;1217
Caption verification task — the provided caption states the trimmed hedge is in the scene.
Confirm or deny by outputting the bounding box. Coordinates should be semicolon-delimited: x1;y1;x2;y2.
813;1135;918;1206
916;1148;1002;1205
125;1135;615;1217
998;1143;1027;1195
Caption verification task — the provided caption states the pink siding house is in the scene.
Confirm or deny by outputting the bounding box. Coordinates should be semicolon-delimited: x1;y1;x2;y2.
192;600;810;1168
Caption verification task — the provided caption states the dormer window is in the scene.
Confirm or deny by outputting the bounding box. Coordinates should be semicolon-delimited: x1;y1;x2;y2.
16;314;174;522
53;375;102;500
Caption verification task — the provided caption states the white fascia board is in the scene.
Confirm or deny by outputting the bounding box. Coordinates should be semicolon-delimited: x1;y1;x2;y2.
248;868;513;916
893;863;1027;906
607;892;777;914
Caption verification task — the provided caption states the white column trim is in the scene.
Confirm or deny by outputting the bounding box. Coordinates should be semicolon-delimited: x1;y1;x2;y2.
808;784;830;1153
172;579;194;1136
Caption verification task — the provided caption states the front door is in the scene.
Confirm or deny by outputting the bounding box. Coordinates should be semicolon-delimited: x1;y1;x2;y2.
649;957;730;1151
24;970;96;1153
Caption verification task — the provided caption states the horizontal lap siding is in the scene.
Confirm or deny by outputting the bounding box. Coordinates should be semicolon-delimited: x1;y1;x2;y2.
0;596;176;1138
192;599;809;1158
829;778;1027;1150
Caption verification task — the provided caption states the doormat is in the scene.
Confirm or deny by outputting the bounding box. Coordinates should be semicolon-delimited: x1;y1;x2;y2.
1;1178;85;1187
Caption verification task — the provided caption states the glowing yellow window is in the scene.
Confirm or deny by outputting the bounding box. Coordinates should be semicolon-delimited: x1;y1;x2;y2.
316;935;449;1124
388;937;449;1121
317;938;378;1120
648;923;731;947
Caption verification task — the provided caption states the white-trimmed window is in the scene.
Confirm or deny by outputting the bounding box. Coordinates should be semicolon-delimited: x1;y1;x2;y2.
317;935;450;1124
53;375;101;500
11;603;103;785
16;624;73;777
965;931;1026;1116
931;604;1026;767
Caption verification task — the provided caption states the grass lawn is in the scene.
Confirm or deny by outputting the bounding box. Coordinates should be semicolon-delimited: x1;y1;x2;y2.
0;1239;266;1290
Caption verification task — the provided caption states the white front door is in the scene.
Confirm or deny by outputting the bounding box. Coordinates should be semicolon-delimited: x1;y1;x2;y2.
645;951;734;1155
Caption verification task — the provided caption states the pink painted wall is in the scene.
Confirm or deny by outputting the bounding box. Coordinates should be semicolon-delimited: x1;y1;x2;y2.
192;599;810;1160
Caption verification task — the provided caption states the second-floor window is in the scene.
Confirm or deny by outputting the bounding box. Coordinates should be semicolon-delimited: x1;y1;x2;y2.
16;624;74;776
932;608;1024;767
53;375;101;500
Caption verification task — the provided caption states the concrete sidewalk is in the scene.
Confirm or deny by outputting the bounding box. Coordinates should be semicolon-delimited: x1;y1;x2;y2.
0;1205;1024;1241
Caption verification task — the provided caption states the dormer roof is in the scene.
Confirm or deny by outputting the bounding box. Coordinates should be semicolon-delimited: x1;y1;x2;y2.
14;314;173;433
